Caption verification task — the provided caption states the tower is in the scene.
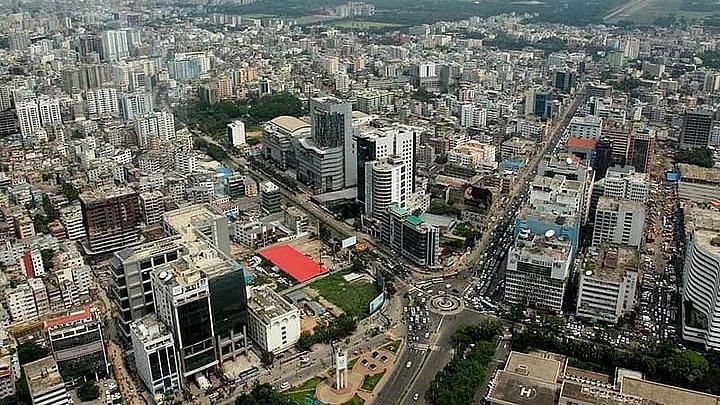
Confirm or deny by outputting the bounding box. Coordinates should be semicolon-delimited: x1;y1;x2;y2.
680;109;713;149
332;343;348;390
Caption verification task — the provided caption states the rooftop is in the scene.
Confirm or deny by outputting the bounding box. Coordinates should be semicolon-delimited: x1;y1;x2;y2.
583;245;639;282
130;314;172;344
597;196;645;212
163;204;225;243
678;163;720;184
247;286;298;324
79;186;136;202
488;370;559;405
44;305;93;331
566;137;597;150
620;375;720;405
258;244;328;283
505;351;564;383
267;116;310;134
23;356;65;395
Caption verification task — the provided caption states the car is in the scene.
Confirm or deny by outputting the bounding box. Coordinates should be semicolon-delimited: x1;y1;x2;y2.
406;361;413;368
414;393;420;401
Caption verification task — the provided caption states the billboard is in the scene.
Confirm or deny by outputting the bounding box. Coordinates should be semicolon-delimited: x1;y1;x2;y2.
666;171;680;182
368;292;385;314
341;235;357;249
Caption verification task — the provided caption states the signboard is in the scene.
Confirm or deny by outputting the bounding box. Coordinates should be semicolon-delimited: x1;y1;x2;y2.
335;351;347;370
341;236;357;249
369;292;385;314
666;171;680;182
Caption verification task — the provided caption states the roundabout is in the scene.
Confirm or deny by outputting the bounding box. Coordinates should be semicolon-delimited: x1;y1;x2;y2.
428;293;463;315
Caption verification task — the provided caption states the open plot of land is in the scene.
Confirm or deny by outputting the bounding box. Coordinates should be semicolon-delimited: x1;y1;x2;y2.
606;0;718;23
308;268;380;318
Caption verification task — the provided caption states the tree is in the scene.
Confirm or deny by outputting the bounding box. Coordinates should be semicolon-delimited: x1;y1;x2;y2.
17;342;49;364
235;383;293;405
260;350;275;368
77;381;100;402
61;182;79;202
41;249;55;272
42;195;58;221
676;148;714;168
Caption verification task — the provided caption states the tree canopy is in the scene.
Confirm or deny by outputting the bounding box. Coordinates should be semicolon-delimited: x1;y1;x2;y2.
676;148;714;168
235;383;293;405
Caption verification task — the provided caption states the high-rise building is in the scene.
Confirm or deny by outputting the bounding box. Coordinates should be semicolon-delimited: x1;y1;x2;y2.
601;165;649;203
151;265;217;384
38;97;63;126
227;120;246;147
16;100;41;139
592;197;646;247
134;111;176;148
110;237;187;338
364;156;407;218
86;88;119;117
101;30;129;62
139;191;165;226
130;314;181;396
119;92;154;120
383;206;439;267
79;187;142;254
682;208;720;351
680;109;713;149
260;181;282;214
568;115;603;139
355;125;417;211
304;97;355;188
504;229;572;312
44;307;108;384
628;128;655;173
576;245;639;323
59;204;86;241
23;357;71;405
602;120;632;166
262;116;311;170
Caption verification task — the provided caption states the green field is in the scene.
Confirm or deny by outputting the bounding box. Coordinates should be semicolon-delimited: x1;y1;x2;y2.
361;371;386;391
286;377;323;404
309;269;381;318
610;0;718;24
242;13;276;19
381;339;402;353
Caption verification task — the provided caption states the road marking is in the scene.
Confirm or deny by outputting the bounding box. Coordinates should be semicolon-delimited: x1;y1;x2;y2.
436;315;445;334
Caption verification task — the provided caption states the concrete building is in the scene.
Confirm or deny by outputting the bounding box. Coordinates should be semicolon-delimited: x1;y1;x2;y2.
23;356;70;405
447;140;496;169
282;206;309;235
569;115;603;139
130;314;181;397
6;282;38;322
140;191;165;226
262;116;311;170
85;88;119;117
227;120;246;147
151;265;217;384
246;286;301;354
232;220;276;248
682;208;720;351
353;89;393;114
576;245;639;323
680;109;713;149
0;354;15;400
487;350;720;405
505;229;572;312
110;236;186;338
162;204;232;257
296;97;355;192
383;206;440;267
134;111;175;148
364;156;407;218
356;125;417;212
80;187;142;254
59;204;86;241
677;163;720;204
592;197;646;247
45;307;108;384
260;181;282;214
601;165;649;203
100;29;129;62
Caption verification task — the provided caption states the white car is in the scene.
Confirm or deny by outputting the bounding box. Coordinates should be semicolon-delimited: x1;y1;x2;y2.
406;361;413;368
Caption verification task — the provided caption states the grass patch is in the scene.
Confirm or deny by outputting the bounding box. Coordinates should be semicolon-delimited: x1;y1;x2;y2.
342;394;365;405
361;370;386;392
309;268;381;318
285;377;323;404
242;13;276;18
381;339;402;353
348;357;359;370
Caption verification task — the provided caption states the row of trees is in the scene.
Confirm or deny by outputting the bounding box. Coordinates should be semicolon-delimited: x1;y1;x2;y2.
512;323;720;394
296;314;357;351
193;137;228;162
427;320;502;405
676;147;714;168
235;383;293;405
